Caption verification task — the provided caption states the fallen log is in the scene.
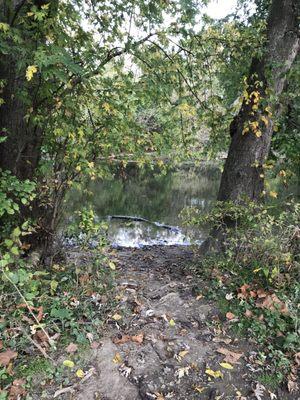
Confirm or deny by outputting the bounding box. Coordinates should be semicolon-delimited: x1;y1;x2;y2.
108;215;180;232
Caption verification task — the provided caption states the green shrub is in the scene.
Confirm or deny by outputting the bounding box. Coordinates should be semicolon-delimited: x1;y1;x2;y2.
182;200;300;384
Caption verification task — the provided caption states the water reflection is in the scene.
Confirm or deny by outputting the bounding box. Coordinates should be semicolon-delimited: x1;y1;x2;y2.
108;219;195;248
66;163;221;247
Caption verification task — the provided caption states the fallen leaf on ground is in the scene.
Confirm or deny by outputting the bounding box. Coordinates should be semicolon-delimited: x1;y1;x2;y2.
76;369;85;378
237;284;250;299
287;366;298;393
63;360;74;368
256;293;288;314
0;350;18;367
236;390;247;400
112;313;122;321
179;350;189;359
205;368;223;379
225;292;234;300
244;309;253;317
9;379;26;399
194;386;206;393
112;335;131;344
256;288;268;298
220;362;233;369
216;348;243;364
287;380;298;393
226;312;236;320
86;332;94;343
169;318;175;327
253;383;266;400
112;333;144;345
34;330;49;347
131;333;144;344
109;261;116;270
113;352;123;364
176;366;190;379
66;343;78;353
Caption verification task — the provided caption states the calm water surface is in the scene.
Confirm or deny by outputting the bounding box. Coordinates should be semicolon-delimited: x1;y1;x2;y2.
66;163;221;247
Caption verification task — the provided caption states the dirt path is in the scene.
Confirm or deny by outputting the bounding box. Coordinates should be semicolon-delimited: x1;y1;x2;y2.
60;245;291;400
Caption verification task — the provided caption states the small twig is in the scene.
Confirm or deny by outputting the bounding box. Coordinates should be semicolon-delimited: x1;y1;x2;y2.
53;367;96;398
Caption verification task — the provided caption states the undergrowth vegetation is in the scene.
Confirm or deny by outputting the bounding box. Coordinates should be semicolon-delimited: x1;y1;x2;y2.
0;207;116;399
183;200;300;389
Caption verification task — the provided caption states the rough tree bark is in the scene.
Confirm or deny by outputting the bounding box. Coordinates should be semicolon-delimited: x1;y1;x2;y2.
0;0;43;179
217;0;299;203
0;0;58;257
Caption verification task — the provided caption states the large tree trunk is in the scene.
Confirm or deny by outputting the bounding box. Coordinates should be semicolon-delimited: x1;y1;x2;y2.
217;0;299;203
0;0;58;258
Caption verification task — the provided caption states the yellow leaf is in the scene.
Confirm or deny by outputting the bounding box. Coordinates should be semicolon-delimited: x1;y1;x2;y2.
265;106;273;116
194;386;206;393
113;352;122;364
112;313;122;321
255;130;262;138
63;360;74;368
220;362;234;370
169;319;175;327
76;369;85;378
0;22;9;32
26;65;38;81
261;116;269;126
109;261;116;270
179;350;189;359
102;102;112;113
250;121;259;129
269;191;278;198
205;368;223;379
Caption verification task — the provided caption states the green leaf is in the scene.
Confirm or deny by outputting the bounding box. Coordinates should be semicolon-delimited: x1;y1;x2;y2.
10;246;19;256
50;280;58;293
4;239;13;248
12;227;21;238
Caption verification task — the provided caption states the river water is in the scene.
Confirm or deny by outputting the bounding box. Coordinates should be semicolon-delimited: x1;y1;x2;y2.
66;163;221;247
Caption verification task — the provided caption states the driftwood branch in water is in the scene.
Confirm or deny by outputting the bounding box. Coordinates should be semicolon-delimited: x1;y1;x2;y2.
109;215;179;232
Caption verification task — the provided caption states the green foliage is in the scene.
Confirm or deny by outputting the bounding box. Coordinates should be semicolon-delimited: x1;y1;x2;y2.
0;169;35;224
184;200;300;383
271;58;300;176
0;245;116;391
66;205;108;248
0;0;299;395
0;169;36;274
